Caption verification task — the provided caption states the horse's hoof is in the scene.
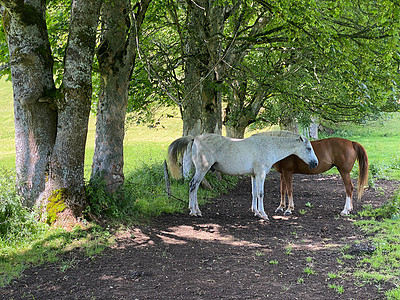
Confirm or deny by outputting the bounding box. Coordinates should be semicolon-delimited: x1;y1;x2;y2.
261;216;270;222
275;207;284;214
340;210;351;216
284;211;292;216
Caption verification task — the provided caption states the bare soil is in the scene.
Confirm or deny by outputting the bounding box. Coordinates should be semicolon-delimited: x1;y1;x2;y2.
1;171;399;300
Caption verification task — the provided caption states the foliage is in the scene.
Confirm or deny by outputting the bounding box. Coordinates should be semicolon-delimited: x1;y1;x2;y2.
127;0;183;126
232;0;400;128
126;0;400;133
0;15;10;79
46;0;72;87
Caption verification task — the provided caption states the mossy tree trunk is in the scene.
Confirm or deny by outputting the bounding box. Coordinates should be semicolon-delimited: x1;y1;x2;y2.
2;0;101;223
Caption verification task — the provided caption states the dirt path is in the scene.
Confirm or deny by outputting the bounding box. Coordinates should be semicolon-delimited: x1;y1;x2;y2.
1;172;399;300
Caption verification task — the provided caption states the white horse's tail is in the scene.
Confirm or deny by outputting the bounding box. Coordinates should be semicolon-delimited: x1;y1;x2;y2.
182;142;194;179
167;135;195;179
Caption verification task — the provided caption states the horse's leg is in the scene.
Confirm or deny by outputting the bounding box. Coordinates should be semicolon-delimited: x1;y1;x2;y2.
275;173;286;214
251;175;258;215
189;169;207;217
255;170;269;220
284;172;294;216
338;169;354;215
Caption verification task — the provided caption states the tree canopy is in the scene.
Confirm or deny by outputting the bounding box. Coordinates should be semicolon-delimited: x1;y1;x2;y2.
129;0;400;135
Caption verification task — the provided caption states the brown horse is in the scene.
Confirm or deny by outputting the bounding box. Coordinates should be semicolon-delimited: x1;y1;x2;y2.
273;137;369;216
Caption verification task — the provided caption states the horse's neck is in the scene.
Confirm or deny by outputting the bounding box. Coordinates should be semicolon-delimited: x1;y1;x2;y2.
258;137;298;162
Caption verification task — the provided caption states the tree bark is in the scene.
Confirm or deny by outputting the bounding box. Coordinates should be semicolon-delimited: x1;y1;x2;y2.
42;0;102;218
2;0;57;207
2;0;101;223
91;0;150;194
224;78;266;138
182;0;224;136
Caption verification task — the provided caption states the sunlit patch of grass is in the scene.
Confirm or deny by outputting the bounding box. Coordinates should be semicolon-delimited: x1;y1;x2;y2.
386;287;400;300
0;224;113;287
0;78;15;169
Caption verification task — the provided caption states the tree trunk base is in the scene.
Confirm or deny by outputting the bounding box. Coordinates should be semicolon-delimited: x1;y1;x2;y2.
52;208;86;231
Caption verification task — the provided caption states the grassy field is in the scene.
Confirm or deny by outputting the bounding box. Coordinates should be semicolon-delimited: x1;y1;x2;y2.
0;78;15;169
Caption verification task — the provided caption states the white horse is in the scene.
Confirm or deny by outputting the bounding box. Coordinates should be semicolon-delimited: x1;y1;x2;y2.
167;131;318;220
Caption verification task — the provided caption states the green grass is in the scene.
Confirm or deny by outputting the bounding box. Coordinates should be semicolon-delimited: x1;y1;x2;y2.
0;78;15;169
353;191;400;297
328;283;344;295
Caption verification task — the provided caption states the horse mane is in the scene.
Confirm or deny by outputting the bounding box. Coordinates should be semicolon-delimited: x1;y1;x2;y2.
252;130;301;139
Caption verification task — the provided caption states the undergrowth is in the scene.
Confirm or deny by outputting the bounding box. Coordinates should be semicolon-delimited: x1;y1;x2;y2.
355;190;400;299
0;168;47;245
86;161;238;222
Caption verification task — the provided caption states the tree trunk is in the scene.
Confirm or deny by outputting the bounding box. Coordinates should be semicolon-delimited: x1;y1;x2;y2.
182;0;224;136
2;1;57;207
224;78;266;138
279;118;299;133
42;0;102;221
2;0;101;224
91;0;150;194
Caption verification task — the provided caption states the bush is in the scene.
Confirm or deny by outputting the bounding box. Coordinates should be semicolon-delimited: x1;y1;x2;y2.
85;175;123;219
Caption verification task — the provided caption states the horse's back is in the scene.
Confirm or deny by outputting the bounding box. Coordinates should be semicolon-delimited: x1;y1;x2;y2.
192;134;259;175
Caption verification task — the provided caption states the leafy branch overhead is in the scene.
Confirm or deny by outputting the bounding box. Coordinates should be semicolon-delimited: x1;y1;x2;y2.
131;0;399;131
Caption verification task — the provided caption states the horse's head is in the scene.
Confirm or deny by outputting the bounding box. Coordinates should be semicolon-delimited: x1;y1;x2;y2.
295;136;318;169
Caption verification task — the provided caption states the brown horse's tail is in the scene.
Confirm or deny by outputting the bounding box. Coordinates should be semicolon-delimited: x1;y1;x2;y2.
167;135;195;179
353;141;369;200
